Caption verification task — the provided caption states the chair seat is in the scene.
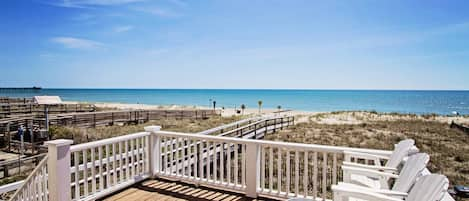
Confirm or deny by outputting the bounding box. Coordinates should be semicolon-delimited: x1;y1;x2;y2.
350;174;382;189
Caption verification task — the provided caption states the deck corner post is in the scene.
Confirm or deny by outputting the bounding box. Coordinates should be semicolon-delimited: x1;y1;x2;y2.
145;125;162;177
45;139;73;201
245;141;260;198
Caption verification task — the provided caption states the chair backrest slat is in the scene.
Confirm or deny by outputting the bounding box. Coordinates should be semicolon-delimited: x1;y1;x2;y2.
392;153;429;192
407;174;449;201
386;139;416;168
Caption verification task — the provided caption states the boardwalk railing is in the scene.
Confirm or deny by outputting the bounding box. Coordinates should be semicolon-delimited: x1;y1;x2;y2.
8;123;396;201
9;155;49;201
0;103;96;118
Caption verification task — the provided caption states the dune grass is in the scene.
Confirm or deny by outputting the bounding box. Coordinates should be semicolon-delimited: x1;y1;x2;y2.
49;116;243;144
266;112;469;188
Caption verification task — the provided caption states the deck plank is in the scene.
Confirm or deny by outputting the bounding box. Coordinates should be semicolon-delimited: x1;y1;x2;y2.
100;178;276;201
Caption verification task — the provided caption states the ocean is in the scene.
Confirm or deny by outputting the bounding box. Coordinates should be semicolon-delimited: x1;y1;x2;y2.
0;89;468;115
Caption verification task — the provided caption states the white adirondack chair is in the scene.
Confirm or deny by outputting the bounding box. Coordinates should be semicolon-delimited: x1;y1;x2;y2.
332;174;452;201
343;139;418;173
342;153;429;190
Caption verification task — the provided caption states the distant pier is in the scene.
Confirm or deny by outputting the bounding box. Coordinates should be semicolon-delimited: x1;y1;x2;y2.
0;87;42;91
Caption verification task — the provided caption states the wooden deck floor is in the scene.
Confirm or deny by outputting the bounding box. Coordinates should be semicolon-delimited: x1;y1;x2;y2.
100;179;278;201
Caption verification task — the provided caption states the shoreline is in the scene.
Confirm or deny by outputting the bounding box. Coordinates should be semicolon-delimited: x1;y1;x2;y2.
65;101;469;124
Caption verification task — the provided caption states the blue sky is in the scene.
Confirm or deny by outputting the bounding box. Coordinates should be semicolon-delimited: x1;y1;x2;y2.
1;0;469;89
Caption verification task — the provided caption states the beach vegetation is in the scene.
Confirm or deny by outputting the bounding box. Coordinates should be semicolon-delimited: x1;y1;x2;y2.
48;116;243;144
268;111;469;188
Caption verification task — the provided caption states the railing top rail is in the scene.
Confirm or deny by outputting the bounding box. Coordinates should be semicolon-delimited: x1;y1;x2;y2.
155;130;392;155
217;117;286;137
199;115;292;136
70;131;150;152
197;116;262;135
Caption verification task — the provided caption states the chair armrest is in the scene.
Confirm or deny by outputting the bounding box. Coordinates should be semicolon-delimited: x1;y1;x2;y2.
342;166;399;179
337;182;408;198
342;162;398;173
332;184;403;201
344;151;390;166
342;165;399;189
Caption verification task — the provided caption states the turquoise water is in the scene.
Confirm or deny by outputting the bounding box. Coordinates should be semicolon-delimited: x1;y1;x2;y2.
0;89;468;115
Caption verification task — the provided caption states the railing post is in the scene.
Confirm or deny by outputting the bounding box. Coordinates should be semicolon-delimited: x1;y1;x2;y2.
45;139;73;201
145;126;161;177
245;141;260;198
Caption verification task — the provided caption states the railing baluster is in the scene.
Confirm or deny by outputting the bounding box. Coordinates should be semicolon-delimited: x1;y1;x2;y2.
158;136;162;174
241;144;246;187
125;140;130;179
106;144;111;187
98;146;103;192
260;146;265;192
199;140;203;181
220;142;224;184
234;143;238;187
32;173;36;201
187;138;191;179
169;137;173;176
227;142;231;185
322;152;327;200
43;165;48;201
130;139;135;178
38;172;43;201
286;149;290;196
135;138;140;176
213;141;217;183
207;141;211;181
313;152;318;199
119;141;124;183
165;137;169;175
145;136;149;174
91;147;96;194
277;148;282;196
112;143;117;185
176;137;180;177
303;151;308;198
333;152;337;185
181;138;185;177
74;152;80;199
269;147;273;193
83;150;88;197
295;150;299;197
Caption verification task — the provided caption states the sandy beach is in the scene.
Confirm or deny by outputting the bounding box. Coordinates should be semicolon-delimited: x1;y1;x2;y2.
68;101;469;124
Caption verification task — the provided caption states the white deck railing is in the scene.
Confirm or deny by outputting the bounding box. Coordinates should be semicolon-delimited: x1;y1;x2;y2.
69;132;151;201
8;123;395;201
9;155;49;201
151;129;391;200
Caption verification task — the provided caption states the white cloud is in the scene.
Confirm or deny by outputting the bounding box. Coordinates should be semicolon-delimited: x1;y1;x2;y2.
167;0;187;7
133;7;182;18
46;0;145;8
114;25;134;33
51;37;104;49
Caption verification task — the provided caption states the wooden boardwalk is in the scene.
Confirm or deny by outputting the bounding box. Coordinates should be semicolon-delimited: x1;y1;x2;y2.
100;179;276;201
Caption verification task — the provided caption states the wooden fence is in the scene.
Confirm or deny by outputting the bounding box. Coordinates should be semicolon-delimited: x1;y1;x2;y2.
0;109;220;153
0;97;33;104
0;103;96;118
